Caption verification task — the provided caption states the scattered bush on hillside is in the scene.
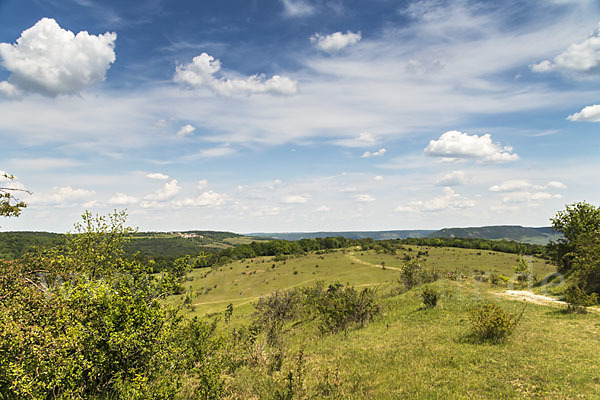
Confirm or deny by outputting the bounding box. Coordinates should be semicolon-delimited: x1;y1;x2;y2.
564;284;598;313
303;282;380;335
468;303;523;342
398;260;440;290
421;286;439;308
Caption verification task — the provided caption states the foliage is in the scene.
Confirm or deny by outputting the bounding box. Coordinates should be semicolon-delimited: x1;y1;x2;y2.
0;172;28;218
468;303;521;342
303;282;380;335
564;284;598;313
513;255;534;284
398;260;440;290
421;286;439;308
0;211;227;399
549;201;600;272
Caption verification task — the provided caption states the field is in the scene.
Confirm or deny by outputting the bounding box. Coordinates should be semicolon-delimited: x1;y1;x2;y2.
171;246;556;316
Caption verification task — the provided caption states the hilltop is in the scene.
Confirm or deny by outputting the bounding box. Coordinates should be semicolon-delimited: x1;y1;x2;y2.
250;225;561;245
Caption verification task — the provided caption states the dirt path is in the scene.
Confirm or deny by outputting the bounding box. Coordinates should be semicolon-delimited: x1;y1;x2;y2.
496;290;600;313
345;252;402;271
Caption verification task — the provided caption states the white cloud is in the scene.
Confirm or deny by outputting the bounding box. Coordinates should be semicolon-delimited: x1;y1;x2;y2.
567;104;600;122
179;191;227;207
396;187;474;213
251;206;281;217
0;18;116;97
176;124;195;137
489;180;532;192
280;0;314;17
146;172;169;180
311;31;362;53
436;170;466;186
316;205;330;212
282;195;310;204
144;179;181;201
184;146;235;159
197;179;208;190
30;186;95;206
531;25;600;74
154;119;167;128
108;192;139;205
334;132;380;148
490;180;567;193
374;175;384;181
0;81;20;98
355;194;375;203
502;191;558;204
425;131;519;163
361;148;386;158
547;181;568;190
174;53;298;97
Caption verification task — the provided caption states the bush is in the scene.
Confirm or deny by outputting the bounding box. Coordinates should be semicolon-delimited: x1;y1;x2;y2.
303;283;380;334
564;285;598;313
421;286;439;308
468;303;521;342
398;260;440;290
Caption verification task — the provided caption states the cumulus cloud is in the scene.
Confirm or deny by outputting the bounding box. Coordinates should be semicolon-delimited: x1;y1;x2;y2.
283;195;310;204
108;193;139;205
311;31;362;53
355;194;375;203
374;175;384;181
502;191;560;204
531;25;600;74
197;179;208;190
567;104;600;122
316;205;330;212
361;148;386;158
174;53;298;97
547;181;567;190
144;179;181;201
146;172;169;180
176;124;195;137
436;170;466;186
489;180;532;192
424;131;519;163
280;0;315;17
0;18;116;97
396;187;474;212
178;191;227;207
490;180;567;192
30;186;95;206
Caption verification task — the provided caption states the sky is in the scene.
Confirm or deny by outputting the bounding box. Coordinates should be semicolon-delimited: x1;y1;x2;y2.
0;0;599;233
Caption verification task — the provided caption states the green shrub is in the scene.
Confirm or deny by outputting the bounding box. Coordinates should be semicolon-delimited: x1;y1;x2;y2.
564;285;598;313
398;260;440;290
468;303;521;342
421;286;439;308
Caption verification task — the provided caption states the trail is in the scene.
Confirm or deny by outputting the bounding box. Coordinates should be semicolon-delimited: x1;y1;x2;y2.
345;252;402;271
495;290;600;313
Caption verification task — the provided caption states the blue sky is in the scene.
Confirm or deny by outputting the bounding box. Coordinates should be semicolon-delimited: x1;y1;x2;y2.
1;0;599;233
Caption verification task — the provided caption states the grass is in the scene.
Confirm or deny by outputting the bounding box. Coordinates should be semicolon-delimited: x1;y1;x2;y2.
165;245;600;398
224;280;600;399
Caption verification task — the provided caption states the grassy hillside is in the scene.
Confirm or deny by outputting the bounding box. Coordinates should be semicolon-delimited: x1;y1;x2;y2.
173;245;556;316
0;230;264;260
166;246;599;399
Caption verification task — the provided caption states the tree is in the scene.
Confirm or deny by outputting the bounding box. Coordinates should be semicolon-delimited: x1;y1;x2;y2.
0;210;227;398
0;171;28;217
550;202;600;297
549;202;600;271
